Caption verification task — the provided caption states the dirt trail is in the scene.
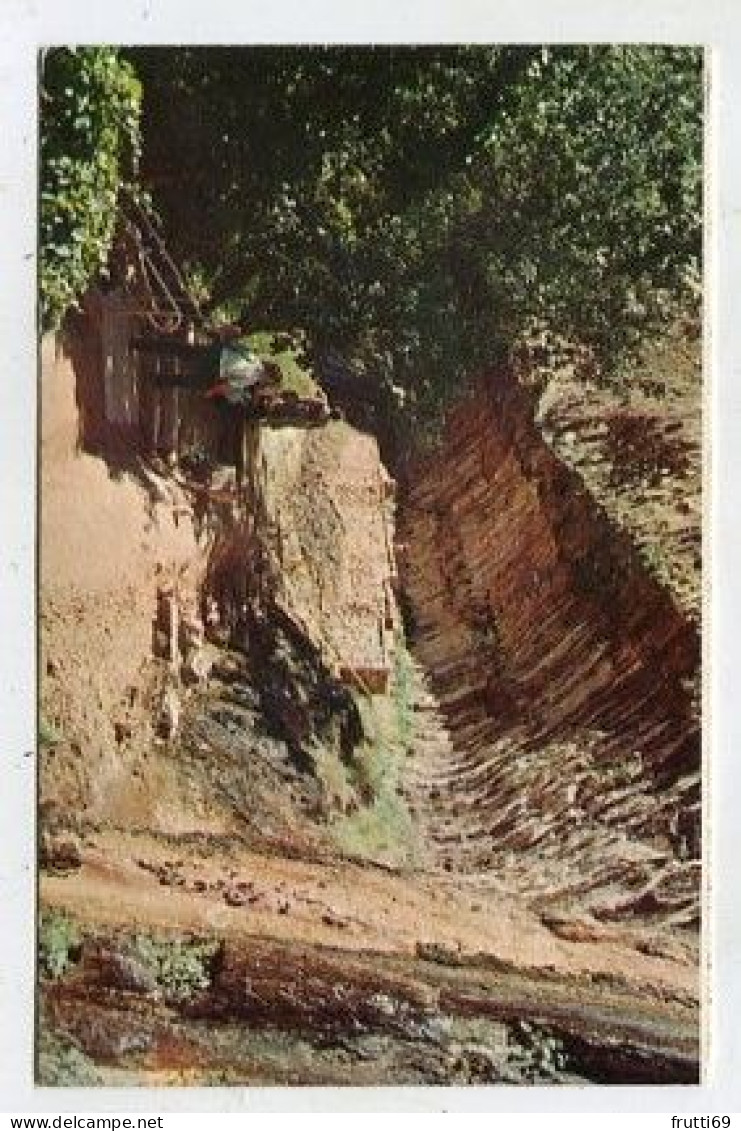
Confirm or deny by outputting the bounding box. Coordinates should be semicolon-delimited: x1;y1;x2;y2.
41;829;698;997
40;822;699;1085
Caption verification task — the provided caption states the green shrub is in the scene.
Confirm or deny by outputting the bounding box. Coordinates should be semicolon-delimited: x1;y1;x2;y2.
332;635;420;866
508;1020;568;1081
130;933;218;1003
38;911;82;980
40;47;142;331
38;715;62;748
244;330;320;398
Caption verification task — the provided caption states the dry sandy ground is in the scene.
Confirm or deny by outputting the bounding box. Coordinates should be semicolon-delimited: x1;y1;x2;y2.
39;826;700;1085
41;827;698;1000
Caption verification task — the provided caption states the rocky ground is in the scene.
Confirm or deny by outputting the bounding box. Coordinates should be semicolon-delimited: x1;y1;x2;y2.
397;331;701;928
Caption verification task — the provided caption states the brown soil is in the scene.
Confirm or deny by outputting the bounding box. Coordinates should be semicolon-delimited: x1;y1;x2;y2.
38;315;702;1087
41;829;698;995
39;824;698;1086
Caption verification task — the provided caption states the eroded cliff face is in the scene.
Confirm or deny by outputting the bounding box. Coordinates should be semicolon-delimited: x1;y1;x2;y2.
257;422;398;689
40;332;210;826
535;326;702;624
39;316;400;837
398;369;700;927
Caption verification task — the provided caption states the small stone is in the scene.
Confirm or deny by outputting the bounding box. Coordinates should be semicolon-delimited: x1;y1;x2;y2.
224;889;249;907
321;911;347;928
40;832;82;873
415;940;464;966
94;948;159;995
157;686;180;739
182;646;213;686
367;992;398;1019
113;721;131;745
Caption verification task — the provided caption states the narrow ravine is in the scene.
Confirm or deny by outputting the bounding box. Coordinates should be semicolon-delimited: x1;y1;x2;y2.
397;368;700;932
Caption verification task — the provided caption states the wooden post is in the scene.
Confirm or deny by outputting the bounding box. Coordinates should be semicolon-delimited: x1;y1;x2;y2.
240;416;262;514
240;417;270;613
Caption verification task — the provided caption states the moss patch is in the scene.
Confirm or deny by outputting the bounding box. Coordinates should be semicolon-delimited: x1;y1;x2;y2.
39;911;82;980
37;1023;103;1086
331;638;420;868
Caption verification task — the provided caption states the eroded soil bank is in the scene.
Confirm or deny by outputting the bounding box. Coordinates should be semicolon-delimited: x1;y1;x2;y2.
38;314;702;1086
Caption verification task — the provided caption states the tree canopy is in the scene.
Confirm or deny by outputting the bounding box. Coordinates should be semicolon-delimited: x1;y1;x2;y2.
41;45;703;421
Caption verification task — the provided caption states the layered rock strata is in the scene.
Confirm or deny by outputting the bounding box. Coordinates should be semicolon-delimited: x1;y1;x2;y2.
399;371;700;926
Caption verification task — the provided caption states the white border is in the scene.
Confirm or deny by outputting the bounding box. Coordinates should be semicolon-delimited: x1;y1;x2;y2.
1;0;739;1114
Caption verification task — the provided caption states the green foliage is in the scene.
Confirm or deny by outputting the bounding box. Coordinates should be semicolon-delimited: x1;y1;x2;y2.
393;636;414;749
508;1020;569;1082
38;714;62;748
38;911;81;980
468;46;703;365
129;45;702;424
130;933;217;1003
37;1024;102;1086
332;637;419;866
40;47;142;331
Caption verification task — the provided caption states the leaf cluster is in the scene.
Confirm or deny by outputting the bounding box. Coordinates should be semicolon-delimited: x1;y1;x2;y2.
39;47;142;330
130;932;218;1003
38;911;81;980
